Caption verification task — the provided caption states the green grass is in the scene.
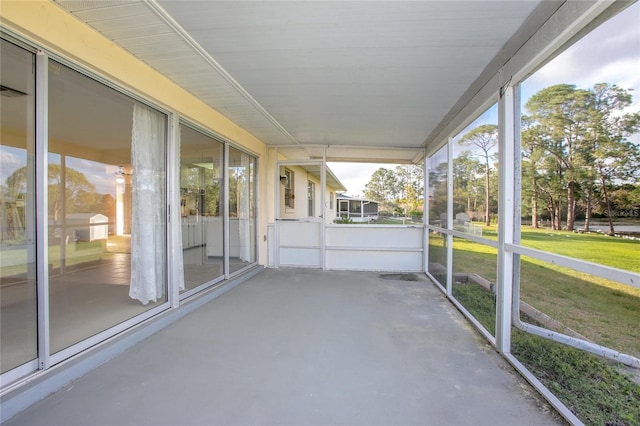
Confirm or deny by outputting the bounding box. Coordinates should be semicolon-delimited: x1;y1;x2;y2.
453;283;640;426
514;227;640;357
520;258;640;357
374;217;423;225
428;227;640;357
476;224;639;272
451;237;497;280
1;240;111;278
520;227;640;272
452;283;496;335
513;330;640;426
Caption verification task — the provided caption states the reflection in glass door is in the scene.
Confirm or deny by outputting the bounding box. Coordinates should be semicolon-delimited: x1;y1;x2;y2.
228;146;256;274
179;124;224;294
0;40;37;374
47;61;167;355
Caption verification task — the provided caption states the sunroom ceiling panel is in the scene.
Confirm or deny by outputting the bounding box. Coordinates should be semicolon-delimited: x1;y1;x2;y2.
53;0;555;158
157;0;541;150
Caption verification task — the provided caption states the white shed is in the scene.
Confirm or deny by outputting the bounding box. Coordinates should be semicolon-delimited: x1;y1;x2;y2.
66;213;109;241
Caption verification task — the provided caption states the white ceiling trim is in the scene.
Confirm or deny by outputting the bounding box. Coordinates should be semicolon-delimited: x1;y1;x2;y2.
53;0;300;146
143;0;299;145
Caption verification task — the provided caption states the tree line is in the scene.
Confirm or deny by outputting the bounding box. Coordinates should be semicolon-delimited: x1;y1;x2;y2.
363;165;424;216
523;83;639;234
405;83;639;234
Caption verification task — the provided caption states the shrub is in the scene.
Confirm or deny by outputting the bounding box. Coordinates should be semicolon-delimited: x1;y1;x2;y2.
334;216;353;224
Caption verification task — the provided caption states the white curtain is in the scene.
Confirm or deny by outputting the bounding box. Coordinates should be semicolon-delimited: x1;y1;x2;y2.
129;103;165;305
238;152;251;262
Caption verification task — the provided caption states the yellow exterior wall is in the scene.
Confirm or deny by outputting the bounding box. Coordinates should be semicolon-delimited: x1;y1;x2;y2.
0;0;269;264
277;164;342;222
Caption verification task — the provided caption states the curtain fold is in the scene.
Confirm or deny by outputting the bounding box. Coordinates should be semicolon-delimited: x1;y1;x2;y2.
129;103;165;305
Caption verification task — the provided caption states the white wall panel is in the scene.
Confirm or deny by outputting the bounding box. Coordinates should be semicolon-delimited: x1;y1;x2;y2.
276;220;321;267
325;225;424;271
278;221;321;246
279;248;321;268
326;225;422;248
326;250;422;271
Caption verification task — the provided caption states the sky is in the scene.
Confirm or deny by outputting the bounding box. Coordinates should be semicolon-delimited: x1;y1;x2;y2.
327;161;392;198
329;2;640;197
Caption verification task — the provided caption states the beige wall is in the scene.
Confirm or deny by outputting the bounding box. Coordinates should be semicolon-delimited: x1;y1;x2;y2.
277;165;341;222
0;0;269;265
278;165;312;219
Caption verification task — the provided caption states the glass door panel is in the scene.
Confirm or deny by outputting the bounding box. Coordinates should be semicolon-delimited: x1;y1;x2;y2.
179;124;224;293
0;40;37;374
228;147;256;274
48;61;167;354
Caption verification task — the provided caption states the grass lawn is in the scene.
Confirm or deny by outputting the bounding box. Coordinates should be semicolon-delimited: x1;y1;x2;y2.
520;227;639;272
515;227;640;357
1;239;118;278
429;225;640;357
479;224;639;272
519;257;640;358
456;283;640;426
430;224;640;424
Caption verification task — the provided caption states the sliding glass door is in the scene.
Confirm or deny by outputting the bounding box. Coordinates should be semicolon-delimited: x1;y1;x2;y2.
179;124;224;295
47;61;167;355
0;40;37;375
1;36;258;383
228;146;256;274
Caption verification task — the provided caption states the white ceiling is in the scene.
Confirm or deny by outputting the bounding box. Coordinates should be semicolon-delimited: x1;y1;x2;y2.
53;0;559;161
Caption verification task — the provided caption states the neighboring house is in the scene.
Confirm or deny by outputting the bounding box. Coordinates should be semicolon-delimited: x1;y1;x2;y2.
336;195;379;222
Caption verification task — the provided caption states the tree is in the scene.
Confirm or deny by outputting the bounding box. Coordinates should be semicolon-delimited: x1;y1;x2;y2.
525;84;592;230
4;164;99;241
1;177;25;241
458;124;498;225
46;164;97;221
521;115;546;228
363;165;424;215
429;161;448;225
8;164;99;223
609;184;640;216
394;165;424;213
364;167;397;202
587;83;640;234
452;151;483;219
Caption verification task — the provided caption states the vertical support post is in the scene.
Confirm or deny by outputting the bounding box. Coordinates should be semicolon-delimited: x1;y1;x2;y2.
254;149;260;268
36;50;50;370
273;147;279;219
446;137;454;296
512;85;523;327
423;153;428;274
274;147;280;267
168;113;180;308
320;148;326;270
223;143;230;279
497;83;516;353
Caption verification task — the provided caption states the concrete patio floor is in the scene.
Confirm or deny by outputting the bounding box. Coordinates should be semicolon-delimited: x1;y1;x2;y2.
5;268;563;425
